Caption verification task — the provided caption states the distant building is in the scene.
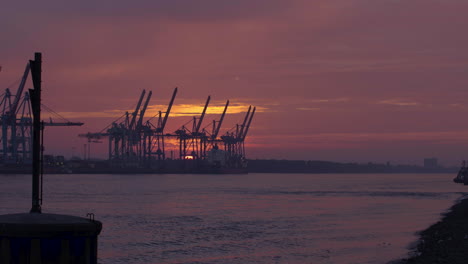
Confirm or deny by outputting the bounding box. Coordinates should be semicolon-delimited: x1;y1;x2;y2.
424;158;438;169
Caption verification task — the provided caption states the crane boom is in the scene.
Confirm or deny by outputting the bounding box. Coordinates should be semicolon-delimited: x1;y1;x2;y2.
137;91;152;129
1;89;12;115
10;63;30;116
237;106;251;139
44;121;84;127
195;96;210;134
213;100;229;139
159;87;178;132
78;132;108;139
129;90;146;130
242;107;256;140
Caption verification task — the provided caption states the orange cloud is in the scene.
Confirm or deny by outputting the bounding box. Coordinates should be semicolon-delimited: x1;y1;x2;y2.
47;102;268;119
378;99;421;107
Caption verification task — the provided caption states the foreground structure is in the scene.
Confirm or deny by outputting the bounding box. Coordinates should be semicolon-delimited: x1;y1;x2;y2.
0;53;102;263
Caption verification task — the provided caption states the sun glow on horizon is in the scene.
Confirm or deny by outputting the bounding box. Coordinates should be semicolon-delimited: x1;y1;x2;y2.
50;102;267;119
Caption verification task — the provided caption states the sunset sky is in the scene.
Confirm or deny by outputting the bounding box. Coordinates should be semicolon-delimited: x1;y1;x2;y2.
2;0;468;166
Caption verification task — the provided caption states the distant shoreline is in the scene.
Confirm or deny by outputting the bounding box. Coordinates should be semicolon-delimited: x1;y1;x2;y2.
0;158;458;174
247;159;457;174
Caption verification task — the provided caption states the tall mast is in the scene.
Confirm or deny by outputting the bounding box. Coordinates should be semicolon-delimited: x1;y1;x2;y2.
29;52;42;213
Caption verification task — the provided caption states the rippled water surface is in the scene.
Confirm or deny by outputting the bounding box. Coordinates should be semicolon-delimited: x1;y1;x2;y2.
0;173;465;264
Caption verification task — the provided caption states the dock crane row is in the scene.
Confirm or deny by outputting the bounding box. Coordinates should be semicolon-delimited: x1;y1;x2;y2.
0;62;83;165
0;59;255;173
79;88;256;173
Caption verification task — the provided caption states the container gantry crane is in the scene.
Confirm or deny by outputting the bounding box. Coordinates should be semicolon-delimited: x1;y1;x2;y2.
148;87;177;161
174;95;211;160
220;105;256;168
0;62;83;165
81;89;163;167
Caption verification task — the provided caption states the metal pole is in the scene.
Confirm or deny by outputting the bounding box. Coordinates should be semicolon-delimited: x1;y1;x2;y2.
29;52;42;213
40;122;44;204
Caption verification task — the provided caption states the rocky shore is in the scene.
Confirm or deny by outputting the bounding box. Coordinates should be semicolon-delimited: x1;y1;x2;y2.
395;195;468;264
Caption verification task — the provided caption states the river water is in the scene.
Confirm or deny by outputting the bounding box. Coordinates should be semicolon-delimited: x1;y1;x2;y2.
0;173;465;264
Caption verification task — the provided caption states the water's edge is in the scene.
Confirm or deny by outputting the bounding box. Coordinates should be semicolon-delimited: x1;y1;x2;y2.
390;194;468;264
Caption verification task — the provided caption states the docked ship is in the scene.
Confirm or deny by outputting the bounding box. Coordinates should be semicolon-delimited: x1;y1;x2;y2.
454;161;467;184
